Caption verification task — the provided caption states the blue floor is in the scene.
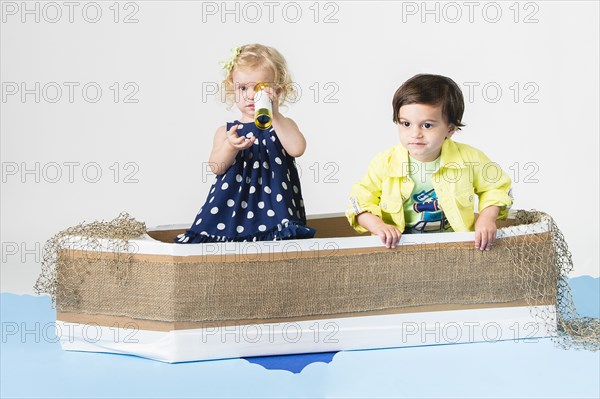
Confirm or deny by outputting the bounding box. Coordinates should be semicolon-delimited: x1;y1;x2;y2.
1;276;599;398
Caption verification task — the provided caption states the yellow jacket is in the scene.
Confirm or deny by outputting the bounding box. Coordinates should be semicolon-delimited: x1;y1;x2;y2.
346;139;513;233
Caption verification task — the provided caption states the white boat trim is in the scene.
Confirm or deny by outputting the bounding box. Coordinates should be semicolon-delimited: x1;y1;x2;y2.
57;305;556;363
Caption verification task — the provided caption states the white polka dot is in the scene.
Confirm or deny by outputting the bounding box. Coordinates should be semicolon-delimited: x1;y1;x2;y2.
282;182;288;190
264;186;271;194
243;161;247;168
247;211;254;219
200;231;208;236
182;236;189;243
262;139;266;145
253;161;259;169
246;177;251;184
249;186;256;194
241;201;248;209
210;207;219;214
253;237;257;241
177;233;184;239
227;199;235;207
282;218;289;224
238;187;242;193
258;177;262;185
287;174;291;182
236;174;243;182
221;182;229;190
297;211;301;218
276;194;283;202
246;132;254;138
258;201;265;209
236;226;244;233
258;225;266;232
210;187;215;194
271;136;276;142
293;185;299;193
195;218;202;225
263;161;269;169
232;211;236;217
267;209;275;217
217;223;226;230
272;171;275;179
275;157;282;165
254;140;259;145
300;200;304;207
282;148;287;156
292;199;296;207
288;208;293;216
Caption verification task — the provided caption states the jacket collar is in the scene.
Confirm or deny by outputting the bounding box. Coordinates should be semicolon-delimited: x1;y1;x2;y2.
388;139;466;177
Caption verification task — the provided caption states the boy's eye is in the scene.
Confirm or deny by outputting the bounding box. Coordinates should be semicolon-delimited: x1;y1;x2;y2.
423;123;432;129
239;86;247;91
402;122;410;127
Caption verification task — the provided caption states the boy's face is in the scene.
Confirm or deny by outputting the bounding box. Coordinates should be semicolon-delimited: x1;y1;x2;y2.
397;103;456;162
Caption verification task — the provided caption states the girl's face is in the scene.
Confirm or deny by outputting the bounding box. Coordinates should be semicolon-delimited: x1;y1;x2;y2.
397;103;456;162
231;66;274;122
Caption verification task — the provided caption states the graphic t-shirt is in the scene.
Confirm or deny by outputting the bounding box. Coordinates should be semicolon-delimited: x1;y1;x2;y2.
403;156;451;233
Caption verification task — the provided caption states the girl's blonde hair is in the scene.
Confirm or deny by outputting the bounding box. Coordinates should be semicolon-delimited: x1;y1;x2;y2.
221;43;295;108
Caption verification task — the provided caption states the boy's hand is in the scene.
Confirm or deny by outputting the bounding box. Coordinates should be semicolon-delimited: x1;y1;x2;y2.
372;224;402;249
474;206;500;251
226;124;256;150
357;212;401;249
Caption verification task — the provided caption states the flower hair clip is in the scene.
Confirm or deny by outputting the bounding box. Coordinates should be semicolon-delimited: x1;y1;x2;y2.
220;47;241;72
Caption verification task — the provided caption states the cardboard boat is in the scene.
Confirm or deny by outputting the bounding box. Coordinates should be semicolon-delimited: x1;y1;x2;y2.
55;213;557;362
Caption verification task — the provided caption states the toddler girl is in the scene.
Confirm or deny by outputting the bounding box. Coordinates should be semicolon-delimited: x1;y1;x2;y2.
177;44;315;243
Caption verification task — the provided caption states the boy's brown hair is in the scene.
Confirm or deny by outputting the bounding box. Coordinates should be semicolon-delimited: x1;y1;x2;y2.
392;74;465;129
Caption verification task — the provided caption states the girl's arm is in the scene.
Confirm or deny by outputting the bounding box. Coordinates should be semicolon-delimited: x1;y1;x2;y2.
266;87;307;157
208;124;256;175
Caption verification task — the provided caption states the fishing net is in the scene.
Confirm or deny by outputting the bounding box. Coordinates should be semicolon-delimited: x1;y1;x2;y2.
34;210;598;351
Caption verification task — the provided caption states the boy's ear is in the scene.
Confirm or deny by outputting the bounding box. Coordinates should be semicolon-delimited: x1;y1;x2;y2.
447;124;457;137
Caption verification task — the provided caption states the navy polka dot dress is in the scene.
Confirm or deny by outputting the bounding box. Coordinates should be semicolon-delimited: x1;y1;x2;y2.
176;120;316;243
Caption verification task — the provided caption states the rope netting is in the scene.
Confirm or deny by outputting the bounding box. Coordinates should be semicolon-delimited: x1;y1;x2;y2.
33;212;146;305
33;210;598;350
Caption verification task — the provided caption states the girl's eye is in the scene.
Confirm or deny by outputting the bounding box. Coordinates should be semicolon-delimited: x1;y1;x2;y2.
402;122;410;127
239;86;247;91
423;123;432;129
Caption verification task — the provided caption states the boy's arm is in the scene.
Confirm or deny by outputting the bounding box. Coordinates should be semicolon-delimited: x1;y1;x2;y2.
346;150;402;248
473;153;513;219
357;212;402;249
474;205;500;251
472;150;513;250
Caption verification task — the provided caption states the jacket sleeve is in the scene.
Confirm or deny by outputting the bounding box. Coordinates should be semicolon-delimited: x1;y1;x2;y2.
345;152;387;233
472;151;513;220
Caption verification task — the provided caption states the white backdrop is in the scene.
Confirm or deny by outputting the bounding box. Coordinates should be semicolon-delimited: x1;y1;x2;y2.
1;1;599;293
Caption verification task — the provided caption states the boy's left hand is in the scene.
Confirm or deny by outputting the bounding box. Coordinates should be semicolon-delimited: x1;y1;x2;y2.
474;206;501;251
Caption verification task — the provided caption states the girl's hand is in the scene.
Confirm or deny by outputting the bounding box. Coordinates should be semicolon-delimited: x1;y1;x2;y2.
226;124;255;150
263;86;280;117
474;206;500;251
